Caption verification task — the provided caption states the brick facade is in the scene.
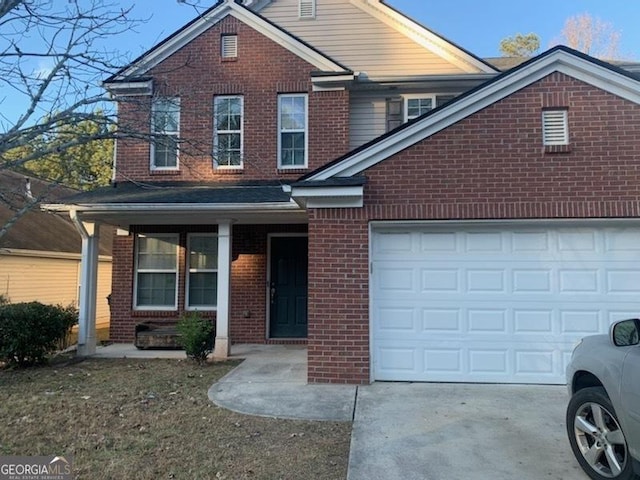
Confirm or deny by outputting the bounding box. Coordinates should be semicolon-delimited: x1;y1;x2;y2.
115;16;350;183
305;73;640;384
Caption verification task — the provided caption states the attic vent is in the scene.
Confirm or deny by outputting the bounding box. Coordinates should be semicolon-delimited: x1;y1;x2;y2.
542;110;568;145
299;0;315;18
221;35;238;59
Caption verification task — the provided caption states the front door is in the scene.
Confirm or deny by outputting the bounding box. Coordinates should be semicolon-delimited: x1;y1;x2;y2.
269;236;308;338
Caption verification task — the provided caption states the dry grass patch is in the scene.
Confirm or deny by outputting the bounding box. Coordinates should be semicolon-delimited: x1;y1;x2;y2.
0;358;351;479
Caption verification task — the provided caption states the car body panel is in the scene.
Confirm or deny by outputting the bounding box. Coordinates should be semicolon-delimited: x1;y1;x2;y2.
621;347;640;461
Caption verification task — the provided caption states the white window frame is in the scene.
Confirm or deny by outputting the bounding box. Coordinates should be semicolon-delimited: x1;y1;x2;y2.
404;94;437;122
134;233;179;311
186;233;218;311
277;93;308;169
299;0;316;18
213;96;244;169
150;97;180;171
542;109;569;146
221;34;238;58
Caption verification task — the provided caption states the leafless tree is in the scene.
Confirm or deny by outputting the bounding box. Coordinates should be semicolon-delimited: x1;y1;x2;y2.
553;13;622;60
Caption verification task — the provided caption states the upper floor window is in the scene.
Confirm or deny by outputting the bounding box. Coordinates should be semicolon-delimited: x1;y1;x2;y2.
151;97;180;170
214;96;243;168
278;94;308;169
135;234;179;310
405;95;436;121
221;35;238;59
542;109;569;146
299;0;316;18
187;234;218;310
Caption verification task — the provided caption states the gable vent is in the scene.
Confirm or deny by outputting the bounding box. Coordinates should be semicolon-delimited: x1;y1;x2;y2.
299;0;316;19
221;35;238;58
542;110;568;145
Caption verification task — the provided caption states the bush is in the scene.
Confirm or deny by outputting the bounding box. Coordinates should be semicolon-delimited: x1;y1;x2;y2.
0;302;78;367
176;312;214;364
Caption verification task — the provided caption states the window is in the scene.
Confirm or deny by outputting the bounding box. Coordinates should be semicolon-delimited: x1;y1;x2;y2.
151;97;180;170
278;94;308;168
405;95;436;121
543;110;569;146
221;35;238;59
135;234;179;309
214;96;243;168
187;234;218;310
299;0;315;18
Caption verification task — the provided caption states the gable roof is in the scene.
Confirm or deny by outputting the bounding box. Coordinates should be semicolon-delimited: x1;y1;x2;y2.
105;0;350;83
301;46;640;182
353;1;498;75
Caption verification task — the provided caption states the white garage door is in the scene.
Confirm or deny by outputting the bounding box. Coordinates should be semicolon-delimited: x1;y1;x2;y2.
371;224;640;384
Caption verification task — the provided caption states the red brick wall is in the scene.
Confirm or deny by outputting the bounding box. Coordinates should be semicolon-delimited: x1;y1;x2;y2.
306;73;640;384
115;16;350;183
110;224;307;343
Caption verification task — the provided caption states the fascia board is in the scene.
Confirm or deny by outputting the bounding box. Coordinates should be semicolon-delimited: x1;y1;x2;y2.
116;1;344;80
290;185;364;208
351;0;497;74
42;202;303;213
310;50;640;180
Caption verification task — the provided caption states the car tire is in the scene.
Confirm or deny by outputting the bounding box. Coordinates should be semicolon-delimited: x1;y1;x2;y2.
567;386;637;480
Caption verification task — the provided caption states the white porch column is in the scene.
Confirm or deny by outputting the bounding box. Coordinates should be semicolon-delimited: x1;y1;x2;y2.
70;211;100;357
214;220;232;358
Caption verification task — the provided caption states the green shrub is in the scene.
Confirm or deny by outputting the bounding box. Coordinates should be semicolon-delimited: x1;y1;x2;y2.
176;312;214;364
0;302;78;367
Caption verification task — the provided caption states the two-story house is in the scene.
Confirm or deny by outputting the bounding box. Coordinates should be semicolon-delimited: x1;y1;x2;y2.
46;0;640;385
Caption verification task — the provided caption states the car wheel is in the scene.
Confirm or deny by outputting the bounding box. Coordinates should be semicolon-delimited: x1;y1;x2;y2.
567;386;636;480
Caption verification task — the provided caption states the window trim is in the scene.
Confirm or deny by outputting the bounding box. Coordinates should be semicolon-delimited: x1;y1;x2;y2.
213;95;244;170
404;94;437;122
542;109;569;146
150;97;180;171
186;233;218;311
277;93;309;169
134;233;179;311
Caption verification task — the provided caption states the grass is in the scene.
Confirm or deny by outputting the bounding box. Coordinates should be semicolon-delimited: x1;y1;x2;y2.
0;358;351;480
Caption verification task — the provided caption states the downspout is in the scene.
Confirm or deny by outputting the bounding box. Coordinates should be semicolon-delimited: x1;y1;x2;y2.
70;209;100;356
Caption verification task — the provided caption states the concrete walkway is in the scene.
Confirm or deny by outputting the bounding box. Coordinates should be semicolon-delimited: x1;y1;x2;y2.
92;344;584;480
207;344;357;421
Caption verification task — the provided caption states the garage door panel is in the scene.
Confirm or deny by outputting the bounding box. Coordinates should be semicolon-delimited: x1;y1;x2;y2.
371;225;640;384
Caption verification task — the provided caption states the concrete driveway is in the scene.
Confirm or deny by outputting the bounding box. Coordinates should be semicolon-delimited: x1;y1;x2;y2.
348;382;586;480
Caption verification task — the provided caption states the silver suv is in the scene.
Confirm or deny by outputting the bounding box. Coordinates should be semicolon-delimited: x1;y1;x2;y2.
566;318;640;480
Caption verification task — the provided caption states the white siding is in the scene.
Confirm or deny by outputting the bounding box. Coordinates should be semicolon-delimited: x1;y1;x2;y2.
260;0;468;77
0;254;112;326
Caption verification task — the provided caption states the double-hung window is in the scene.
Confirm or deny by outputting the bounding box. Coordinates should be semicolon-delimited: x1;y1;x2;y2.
187;234;218;310
214;96;243;168
278;94;308;168
135;234;179;309
151;97;180;170
405;95;436;121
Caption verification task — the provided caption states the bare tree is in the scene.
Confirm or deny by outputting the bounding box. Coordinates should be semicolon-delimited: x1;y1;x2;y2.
554;13;622;59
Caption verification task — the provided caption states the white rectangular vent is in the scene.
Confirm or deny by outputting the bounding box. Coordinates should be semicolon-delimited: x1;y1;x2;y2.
542;110;568;145
299;0;316;18
221;35;238;58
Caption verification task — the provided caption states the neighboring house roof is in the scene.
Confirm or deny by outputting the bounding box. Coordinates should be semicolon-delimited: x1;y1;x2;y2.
298;46;640;183
0;170;112;255
105;0;351;84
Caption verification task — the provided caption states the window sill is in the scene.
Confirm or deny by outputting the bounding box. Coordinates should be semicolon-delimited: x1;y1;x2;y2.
215;167;243;175
132;310;178;317
150;169;181;176
221;57;238;62
544;144;572;154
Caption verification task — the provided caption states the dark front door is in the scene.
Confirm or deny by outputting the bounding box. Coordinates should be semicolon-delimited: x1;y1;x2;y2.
269;236;308;338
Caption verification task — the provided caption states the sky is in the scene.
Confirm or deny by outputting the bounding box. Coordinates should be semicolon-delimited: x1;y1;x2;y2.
122;0;640;60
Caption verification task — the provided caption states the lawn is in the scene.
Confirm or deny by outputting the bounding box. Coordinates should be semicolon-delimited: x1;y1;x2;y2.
0;358;351;480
